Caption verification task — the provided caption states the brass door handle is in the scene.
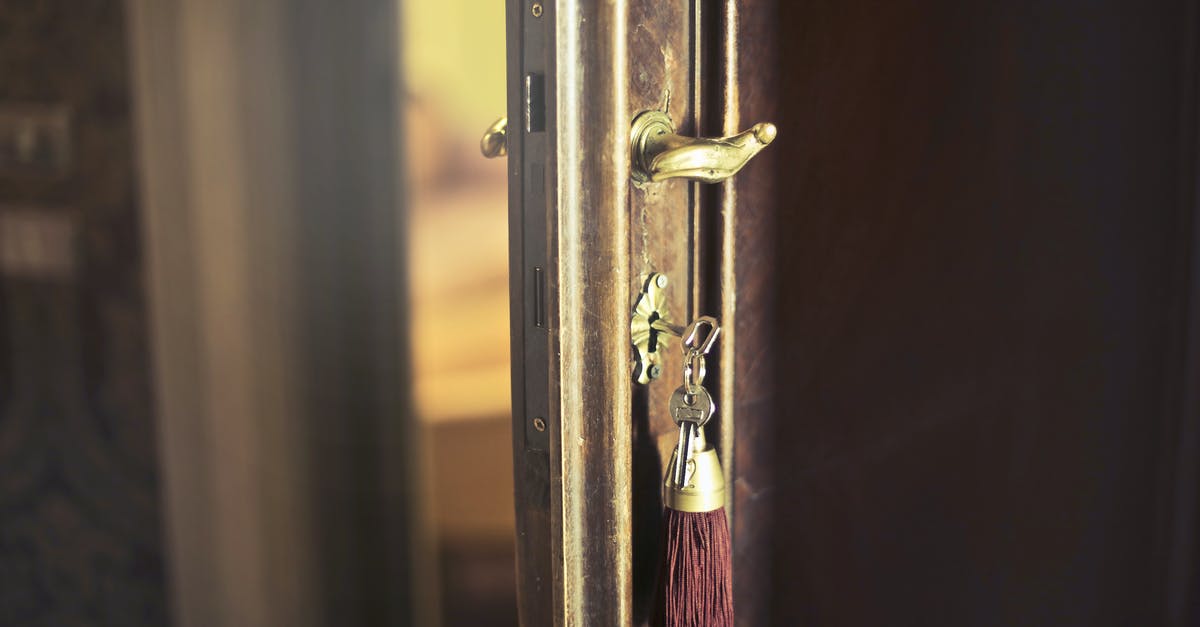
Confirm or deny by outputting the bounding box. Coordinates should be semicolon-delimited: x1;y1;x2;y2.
480;117;508;158
630;109;776;184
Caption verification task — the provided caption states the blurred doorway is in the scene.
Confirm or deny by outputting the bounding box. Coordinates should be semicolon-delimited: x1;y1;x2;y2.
402;1;517;625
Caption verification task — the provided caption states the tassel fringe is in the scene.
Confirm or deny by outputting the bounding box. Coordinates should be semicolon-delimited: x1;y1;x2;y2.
657;508;734;627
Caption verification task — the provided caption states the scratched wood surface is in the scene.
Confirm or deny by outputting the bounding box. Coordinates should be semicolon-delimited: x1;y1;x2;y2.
717;1;780;625
627;1;696;624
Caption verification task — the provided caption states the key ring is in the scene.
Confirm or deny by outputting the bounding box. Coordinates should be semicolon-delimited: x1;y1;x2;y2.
681;316;720;393
683;354;706;393
682;316;720;356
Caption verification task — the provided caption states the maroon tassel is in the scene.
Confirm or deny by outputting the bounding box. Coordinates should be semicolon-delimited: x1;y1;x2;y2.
654;425;733;626
659;508;734;627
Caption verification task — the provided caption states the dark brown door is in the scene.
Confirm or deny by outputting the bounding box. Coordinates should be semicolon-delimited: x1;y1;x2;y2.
729;1;1200;625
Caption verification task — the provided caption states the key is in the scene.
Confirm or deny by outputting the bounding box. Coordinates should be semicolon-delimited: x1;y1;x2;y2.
669;385;715;428
669;385;716;486
673;421;696;487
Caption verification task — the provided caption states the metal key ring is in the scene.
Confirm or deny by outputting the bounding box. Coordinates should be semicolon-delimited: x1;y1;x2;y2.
683;354;707;392
681;316;720;356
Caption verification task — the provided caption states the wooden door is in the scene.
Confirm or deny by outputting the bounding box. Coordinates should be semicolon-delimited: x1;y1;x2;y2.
504;0;755;623
504;0;715;624
507;0;1200;625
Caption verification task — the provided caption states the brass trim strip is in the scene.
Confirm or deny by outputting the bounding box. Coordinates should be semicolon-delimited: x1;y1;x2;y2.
719;0;740;521
554;0;632;624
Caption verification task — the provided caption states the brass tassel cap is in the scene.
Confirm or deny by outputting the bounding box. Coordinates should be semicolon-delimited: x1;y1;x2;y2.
664;428;726;513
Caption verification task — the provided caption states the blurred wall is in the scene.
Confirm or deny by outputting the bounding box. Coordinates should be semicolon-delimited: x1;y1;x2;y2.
403;0;506;128
0;0;168;624
129;0;421;625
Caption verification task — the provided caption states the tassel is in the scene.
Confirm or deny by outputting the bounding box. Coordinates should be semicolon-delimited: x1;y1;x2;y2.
656;427;733;627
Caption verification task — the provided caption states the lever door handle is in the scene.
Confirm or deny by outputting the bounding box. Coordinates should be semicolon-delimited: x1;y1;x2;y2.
630;109;776;184
480;117;508;158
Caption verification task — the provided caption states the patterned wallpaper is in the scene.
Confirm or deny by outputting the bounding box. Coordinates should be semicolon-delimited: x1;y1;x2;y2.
0;0;167;624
